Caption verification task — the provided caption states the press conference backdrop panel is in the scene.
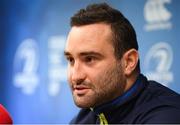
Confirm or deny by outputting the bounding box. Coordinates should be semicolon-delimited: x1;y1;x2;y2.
0;0;180;123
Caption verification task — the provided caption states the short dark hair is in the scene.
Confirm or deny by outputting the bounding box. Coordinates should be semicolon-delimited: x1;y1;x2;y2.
71;3;140;71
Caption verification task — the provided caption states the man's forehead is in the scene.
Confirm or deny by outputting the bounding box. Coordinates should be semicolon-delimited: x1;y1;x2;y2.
71;23;111;31
69;23;112;40
65;23;114;57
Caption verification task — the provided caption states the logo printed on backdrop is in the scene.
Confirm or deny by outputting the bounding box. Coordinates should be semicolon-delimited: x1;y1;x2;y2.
144;0;172;31
48;36;67;96
13;36;67;96
13;39;39;94
144;42;173;87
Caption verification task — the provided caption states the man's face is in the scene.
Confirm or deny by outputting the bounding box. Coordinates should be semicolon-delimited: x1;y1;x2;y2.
64;23;126;108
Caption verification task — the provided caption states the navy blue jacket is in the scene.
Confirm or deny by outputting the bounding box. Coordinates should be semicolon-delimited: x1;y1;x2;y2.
70;74;180;124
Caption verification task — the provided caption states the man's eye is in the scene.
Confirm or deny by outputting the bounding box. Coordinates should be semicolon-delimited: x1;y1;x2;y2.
84;56;95;63
66;57;74;64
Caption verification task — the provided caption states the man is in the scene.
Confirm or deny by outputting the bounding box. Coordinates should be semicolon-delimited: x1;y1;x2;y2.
64;3;180;124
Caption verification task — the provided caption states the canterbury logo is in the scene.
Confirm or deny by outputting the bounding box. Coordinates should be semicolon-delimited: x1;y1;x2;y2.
144;0;172;31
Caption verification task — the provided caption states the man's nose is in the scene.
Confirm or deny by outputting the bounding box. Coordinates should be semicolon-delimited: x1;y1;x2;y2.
71;62;86;84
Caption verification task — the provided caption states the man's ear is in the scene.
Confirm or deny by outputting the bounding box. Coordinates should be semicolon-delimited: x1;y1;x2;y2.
122;49;139;76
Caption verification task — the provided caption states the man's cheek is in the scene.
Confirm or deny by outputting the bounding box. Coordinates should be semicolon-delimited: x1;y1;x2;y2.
67;71;72;83
67;76;73;90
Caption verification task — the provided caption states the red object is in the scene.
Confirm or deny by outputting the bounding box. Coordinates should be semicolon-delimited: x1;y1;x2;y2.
0;104;13;124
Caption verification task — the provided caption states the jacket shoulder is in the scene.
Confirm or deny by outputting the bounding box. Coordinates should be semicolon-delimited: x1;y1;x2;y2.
132;79;180;123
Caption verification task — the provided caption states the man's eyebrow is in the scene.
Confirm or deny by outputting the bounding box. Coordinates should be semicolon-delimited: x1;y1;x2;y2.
64;51;71;56
79;51;103;57
64;51;103;57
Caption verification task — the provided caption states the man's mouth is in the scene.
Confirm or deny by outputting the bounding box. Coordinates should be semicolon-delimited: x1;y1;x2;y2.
73;85;90;95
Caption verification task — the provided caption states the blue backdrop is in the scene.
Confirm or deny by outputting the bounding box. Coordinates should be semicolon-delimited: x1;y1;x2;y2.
0;0;180;123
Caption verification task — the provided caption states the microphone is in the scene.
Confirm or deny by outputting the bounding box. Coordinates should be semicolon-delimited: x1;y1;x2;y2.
0;104;13;124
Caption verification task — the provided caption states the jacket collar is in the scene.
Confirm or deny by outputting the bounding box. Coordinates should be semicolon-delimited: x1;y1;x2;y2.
92;74;148;115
